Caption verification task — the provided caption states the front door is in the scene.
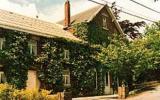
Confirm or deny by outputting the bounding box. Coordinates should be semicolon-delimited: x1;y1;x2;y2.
104;71;112;94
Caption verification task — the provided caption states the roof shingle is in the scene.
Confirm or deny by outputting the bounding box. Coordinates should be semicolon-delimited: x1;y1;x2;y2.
58;5;103;25
57;5;124;35
0;9;80;41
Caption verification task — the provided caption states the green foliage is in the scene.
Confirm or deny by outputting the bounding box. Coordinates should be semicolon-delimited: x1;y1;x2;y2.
145;21;160;35
35;38;64;93
36;38;103;97
0;26;106;97
73;22;110;45
97;21;160;89
0;83;58;100
0;30;33;89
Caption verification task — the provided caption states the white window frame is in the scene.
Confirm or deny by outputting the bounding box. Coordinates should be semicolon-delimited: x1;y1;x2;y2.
28;40;37;56
63;70;70;86
64;49;70;60
0;71;6;83
0;38;5;50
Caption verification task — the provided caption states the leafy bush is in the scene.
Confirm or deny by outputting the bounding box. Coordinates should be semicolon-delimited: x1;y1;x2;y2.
0;84;58;100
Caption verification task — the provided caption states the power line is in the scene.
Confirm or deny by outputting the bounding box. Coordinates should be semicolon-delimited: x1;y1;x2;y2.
121;10;156;22
101;0;156;22
88;0;156;23
130;0;160;14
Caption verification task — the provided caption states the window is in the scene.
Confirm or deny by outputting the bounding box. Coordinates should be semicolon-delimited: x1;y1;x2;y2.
63;70;70;86
64;50;69;60
0;38;5;50
102;17;107;28
28;40;37;56
0;71;6;83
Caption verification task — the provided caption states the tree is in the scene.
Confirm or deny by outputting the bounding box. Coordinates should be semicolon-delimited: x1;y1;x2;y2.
97;21;160;89
111;2;146;39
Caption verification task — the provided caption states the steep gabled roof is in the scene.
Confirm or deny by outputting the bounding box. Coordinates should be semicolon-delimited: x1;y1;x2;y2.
58;5;103;25
0;9;80;41
58;5;124;35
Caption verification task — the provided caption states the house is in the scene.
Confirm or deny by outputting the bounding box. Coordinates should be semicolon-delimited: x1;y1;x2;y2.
58;0;124;94
0;8;80;90
58;1;123;35
0;5;99;97
0;0;124;97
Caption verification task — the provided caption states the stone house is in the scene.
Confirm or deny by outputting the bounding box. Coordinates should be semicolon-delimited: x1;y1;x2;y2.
0;8;80;90
58;0;124;94
0;0;124;96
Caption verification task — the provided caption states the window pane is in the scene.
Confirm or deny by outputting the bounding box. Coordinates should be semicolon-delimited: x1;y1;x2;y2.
28;40;37;56
63;70;70;85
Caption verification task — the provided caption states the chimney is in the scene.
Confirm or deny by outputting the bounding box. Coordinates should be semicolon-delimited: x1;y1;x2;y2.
64;0;71;28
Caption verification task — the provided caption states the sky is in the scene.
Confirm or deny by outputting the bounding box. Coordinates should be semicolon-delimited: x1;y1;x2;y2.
0;0;160;24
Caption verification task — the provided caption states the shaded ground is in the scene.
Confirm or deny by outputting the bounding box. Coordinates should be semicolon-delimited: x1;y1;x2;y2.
126;85;160;100
73;81;160;100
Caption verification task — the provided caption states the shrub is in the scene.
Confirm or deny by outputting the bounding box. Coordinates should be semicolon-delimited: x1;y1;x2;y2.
0;84;58;100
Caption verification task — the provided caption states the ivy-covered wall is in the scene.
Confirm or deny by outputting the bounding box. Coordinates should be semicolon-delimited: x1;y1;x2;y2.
36;38;105;97
0;21;110;97
0;29;33;89
73;22;110;46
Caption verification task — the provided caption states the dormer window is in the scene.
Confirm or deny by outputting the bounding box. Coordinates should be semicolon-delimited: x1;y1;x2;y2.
0;38;5;50
28;40;37;56
64;49;69;60
102;13;108;30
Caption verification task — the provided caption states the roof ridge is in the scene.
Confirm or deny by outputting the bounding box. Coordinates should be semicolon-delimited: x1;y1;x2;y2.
72;5;102;17
57;5;103;25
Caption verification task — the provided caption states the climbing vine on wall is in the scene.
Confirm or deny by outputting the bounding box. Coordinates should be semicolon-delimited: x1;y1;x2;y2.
0;21;110;96
35;37;105;96
73;22;110;46
0;30;33;89
35;38;64;93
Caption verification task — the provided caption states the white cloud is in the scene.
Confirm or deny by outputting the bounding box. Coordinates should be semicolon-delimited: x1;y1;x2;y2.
0;0;160;24
38;0;98;22
0;0;98;22
0;0;38;18
8;0;31;5
112;0;160;23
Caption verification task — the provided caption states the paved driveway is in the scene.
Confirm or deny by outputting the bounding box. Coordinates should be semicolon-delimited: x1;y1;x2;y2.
73;85;160;100
72;95;118;100
126;85;160;100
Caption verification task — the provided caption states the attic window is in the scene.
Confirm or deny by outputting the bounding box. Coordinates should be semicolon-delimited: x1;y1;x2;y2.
102;17;107;28
102;13;108;30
